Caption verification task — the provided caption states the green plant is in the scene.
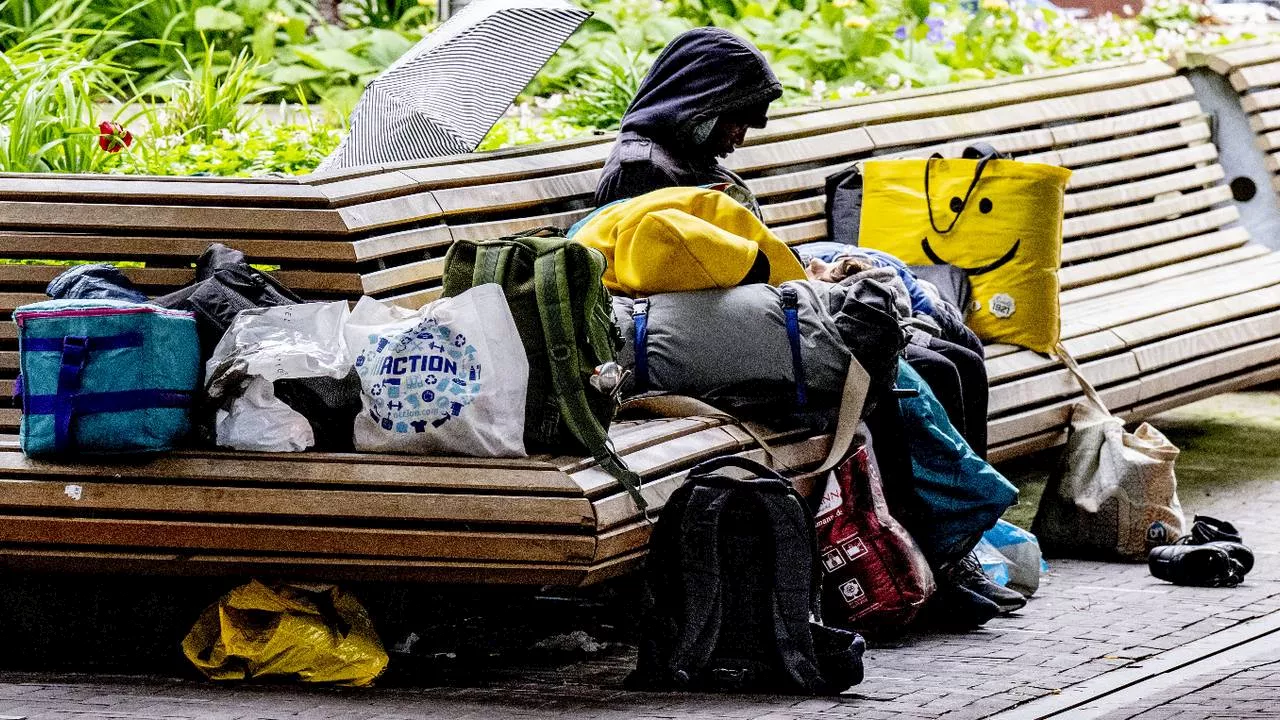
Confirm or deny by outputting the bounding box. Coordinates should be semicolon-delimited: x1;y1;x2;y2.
0;27;141;172
340;0;433;30
552;47;648;131
154;41;275;143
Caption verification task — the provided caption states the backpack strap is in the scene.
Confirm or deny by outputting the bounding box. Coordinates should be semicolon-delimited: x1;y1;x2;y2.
760;488;826;692
632;299;650;393
533;248;648;513
667;481;733;684
472;244;516;288
780;286;808;410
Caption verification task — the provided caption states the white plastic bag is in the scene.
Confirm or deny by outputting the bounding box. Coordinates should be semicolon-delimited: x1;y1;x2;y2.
1033;349;1186;560
216;378;315;452
207;301;352;384
344;284;528;457
206;301;353;452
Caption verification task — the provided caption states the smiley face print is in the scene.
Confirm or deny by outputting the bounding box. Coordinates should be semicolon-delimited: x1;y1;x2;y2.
857;157;1072;354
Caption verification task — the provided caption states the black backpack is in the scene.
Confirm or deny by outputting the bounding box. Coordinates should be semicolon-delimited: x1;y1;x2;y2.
629;457;865;694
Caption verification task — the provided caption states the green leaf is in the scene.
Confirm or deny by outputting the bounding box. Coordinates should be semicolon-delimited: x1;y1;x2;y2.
292;47;378;76
284;17;308;45
270;64;327;85
361;29;413;68
905;0;930;22
193;6;245;33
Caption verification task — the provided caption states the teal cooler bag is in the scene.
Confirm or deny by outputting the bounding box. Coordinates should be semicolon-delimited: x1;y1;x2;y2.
15;299;200;456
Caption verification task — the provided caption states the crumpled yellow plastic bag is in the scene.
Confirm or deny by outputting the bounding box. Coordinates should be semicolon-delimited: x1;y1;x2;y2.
182;580;388;686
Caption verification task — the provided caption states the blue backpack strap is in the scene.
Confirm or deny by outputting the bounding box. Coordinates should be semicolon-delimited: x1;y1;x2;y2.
633;299;651;393
780;287;808;410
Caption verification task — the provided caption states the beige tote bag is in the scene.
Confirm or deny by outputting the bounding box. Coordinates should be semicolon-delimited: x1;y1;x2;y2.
1032;346;1186;560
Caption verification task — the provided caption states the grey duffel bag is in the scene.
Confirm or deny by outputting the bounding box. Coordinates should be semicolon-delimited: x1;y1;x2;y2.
611;278;908;418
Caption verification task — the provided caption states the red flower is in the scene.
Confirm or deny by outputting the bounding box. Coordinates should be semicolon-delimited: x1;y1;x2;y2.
98;121;133;153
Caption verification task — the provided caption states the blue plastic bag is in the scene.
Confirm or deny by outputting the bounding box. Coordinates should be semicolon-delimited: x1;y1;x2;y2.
981;520;1048;597
895;361;1019;560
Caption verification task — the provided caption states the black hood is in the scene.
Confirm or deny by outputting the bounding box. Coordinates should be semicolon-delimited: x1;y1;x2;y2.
619;27;782;148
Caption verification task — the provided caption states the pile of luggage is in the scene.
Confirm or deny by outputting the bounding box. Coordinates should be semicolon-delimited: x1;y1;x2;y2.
16;158;1067;694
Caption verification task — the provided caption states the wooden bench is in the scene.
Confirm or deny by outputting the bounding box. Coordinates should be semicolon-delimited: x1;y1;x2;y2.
0;58;1277;585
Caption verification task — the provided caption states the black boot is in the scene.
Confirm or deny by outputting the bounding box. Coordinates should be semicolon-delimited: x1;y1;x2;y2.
939;552;1027;614
922;583;1000;630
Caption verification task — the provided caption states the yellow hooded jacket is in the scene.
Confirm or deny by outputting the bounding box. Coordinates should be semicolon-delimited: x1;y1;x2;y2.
573;186;807;296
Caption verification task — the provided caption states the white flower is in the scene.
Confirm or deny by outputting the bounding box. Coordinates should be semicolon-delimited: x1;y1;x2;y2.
885;73;902;89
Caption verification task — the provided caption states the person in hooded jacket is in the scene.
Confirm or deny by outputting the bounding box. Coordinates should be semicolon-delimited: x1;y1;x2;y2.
594;28;783;210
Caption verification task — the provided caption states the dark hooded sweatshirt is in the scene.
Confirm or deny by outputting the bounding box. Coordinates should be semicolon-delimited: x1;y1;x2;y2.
593;28;783;208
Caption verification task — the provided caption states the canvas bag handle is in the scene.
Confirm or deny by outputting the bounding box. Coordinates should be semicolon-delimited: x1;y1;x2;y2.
622;355;871;477
1054;341;1111;416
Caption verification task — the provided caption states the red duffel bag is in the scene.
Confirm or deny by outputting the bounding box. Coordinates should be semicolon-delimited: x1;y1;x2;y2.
815;443;936;635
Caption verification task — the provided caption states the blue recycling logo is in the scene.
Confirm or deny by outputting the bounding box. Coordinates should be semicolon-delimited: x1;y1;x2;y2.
357;319;483;434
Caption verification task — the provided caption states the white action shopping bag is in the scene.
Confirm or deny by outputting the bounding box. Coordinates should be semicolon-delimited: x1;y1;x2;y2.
344;284;528;457
1032;347;1185;560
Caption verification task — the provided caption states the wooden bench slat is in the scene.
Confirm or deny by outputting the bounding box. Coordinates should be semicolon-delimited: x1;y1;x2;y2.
1061;241;1265;304
1244;87;1280;114
0;178;328;208
1063;185;1232;239
746;101;1205;203
0;265;362;295
1204;44;1280;75
0;548;597;586
1065;164;1224;214
0;451;579;494
1059;228;1250;290
0;515;598;564
0;202;351;235
0;478;596;527
0;233;358;263
751;61;1174;145
1231;61;1280;93
1061;204;1239;263
1065;143;1218;192
864;77;1193;150
1250;108;1280;134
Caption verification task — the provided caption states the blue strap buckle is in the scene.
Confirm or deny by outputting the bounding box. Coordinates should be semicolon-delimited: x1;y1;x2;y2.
781;287;808;410
633;299;650;393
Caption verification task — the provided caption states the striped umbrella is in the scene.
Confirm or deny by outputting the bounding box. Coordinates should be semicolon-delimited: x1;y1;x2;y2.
319;0;590;171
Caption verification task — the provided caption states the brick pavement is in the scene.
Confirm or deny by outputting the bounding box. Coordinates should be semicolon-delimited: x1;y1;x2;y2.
1;393;1278;720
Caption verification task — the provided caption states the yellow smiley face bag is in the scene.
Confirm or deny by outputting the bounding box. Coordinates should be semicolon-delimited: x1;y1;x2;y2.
858;155;1072;354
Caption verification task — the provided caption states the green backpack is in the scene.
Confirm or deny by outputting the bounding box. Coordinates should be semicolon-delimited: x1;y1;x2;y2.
441;228;646;511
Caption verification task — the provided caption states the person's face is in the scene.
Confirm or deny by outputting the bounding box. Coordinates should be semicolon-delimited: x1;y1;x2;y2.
708;118;750;158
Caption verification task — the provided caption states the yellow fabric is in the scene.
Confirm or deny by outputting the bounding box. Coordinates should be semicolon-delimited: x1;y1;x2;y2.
858;158;1072;354
575;186;807;296
183;580;388;686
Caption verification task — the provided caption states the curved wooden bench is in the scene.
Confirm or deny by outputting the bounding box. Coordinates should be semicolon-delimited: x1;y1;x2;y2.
0;58;1277;584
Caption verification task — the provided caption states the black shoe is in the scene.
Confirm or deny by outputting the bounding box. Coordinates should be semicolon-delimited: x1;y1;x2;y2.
927;583;1001;630
1148;544;1245;587
1196;541;1254;576
941;552;1027;614
1178;515;1244;545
